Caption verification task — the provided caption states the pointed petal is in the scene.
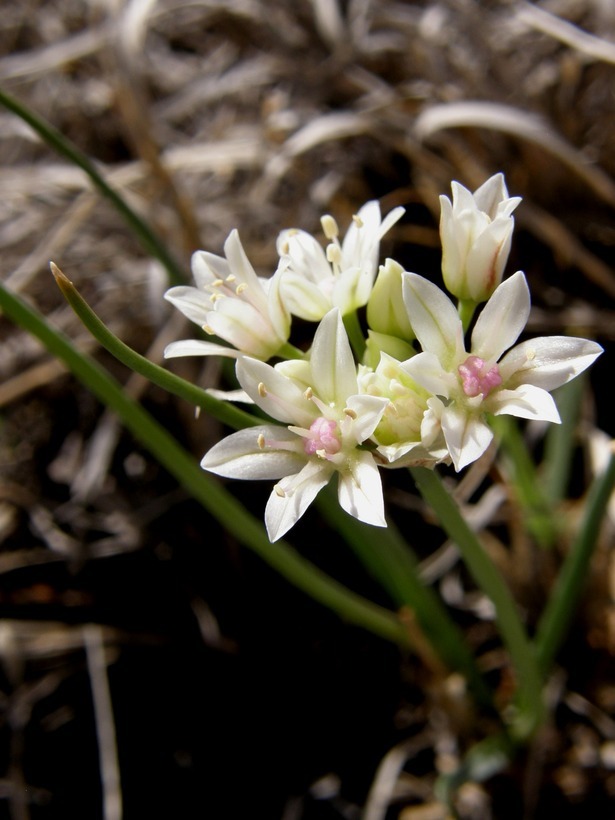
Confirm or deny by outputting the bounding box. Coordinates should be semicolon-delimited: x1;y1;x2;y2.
191;249;230;288
471;271;530;362
265;460;332;541
164;339;242;358
206;299;278;359
310;309;358;406
344;394;389;441
490;385;561;423
279;271;332;321
402;273;464;367
236;357;315;426
164;286;210;326
499;336;603;391
441;405;494;471
223;229;267;311
404;351;457;399
201;426;304;479
337;451;386;527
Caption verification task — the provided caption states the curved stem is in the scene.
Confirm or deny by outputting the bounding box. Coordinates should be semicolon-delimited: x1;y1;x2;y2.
410;466;544;739
343;310;366;361
0;280;410;647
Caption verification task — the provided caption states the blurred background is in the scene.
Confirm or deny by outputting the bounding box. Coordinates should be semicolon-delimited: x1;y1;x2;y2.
1;1;614;817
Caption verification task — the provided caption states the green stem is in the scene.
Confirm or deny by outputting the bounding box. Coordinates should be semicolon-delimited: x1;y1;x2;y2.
0;85;185;285
410;466;544;740
317;486;494;709
52;264;258;431
458;299;477;332
343;310;366;361
0;280;410;647
535;452;615;676
490;415;558;548
542;377;585;506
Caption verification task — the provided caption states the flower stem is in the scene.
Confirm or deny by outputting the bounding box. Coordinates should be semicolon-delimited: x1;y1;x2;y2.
410;466;544;739
458;298;477;332
343;310;366;361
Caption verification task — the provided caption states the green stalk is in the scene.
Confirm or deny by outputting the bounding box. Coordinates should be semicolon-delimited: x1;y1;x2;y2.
458;298;477;332
0;280;410;647
542;377;585;506
490;415;558;548
317;485;494;709
343;310;366;361
52;264;258;431
535;452;615;676
410;466;544;740
0;86;185;285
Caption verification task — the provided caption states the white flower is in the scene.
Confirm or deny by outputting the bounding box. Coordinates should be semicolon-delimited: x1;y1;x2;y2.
164;229;290;361
276;200;404;321
358;354;450;468
440;173;521;303
402;270;603;471
201;309;390;541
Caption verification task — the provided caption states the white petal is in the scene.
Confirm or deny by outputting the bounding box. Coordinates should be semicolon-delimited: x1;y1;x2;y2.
441;405;494;471
265;460;332;541
344;394;389;441
471;271;530;362
279;271;332;321
402;273;464;367
404;351;457;399
237;357;315;426
208;298;279;358
191;249;230;288
490;385;561;423
201;426;304;479
310;309;358;406
499;337;603;391
331;266;371;313
164;286;210;326
164;339;242;358
277;229;331;283
337;451;386;527
223;229;268;313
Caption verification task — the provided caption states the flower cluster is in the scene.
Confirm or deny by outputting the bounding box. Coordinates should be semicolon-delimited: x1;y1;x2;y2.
164;174;603;541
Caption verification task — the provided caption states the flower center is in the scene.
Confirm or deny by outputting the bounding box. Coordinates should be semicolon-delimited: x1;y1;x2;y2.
458;355;502;398
304;417;341;456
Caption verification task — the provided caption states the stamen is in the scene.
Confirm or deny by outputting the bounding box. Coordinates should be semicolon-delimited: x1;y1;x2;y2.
280;240;290;255
204;324;215;335
352;214;363;228
343;407;357;419
274;484;286;497
211;278;224;287
257;433;265;449
225;274;236;283
235;283;248;295
458;355;502;399
326;243;343;266
304;387;313;400
321;214;339;240
258;382;267;398
526;348;536;361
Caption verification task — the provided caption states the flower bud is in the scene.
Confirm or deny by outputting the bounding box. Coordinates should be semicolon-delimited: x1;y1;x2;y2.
440;173;521;303
367;259;415;340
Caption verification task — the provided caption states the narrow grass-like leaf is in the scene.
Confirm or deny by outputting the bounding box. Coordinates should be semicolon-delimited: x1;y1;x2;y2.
0;279;412;648
535;451;615;676
317;484;494;709
410;466;544;740
0;85;186;285
51;263;258;431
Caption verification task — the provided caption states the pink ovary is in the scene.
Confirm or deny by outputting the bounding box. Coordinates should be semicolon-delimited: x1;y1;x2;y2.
458;355;502;398
304;417;341;456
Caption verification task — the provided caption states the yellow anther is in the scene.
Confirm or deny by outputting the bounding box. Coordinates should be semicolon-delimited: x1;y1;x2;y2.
274;484;286;498
225;274;236;283
304;387;313;400
321;214;339;240
326;243;342;266
210;293;222;303
526;348;536;361
344;407;357;419
257;433;266;449
352;214;364;228
258;382;267;397
280;241;290;255
236;283;248;295
211;278;224;287
204;324;215;335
